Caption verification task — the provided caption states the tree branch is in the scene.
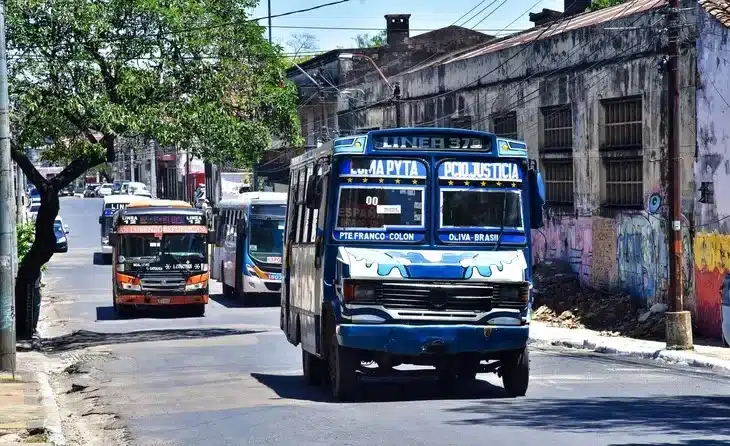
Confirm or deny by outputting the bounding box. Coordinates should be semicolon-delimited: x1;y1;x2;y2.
50;152;105;190
11;145;49;192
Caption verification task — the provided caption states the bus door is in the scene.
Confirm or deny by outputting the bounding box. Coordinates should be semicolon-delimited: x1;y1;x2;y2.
282;169;303;341
235;217;246;294
307;162;329;355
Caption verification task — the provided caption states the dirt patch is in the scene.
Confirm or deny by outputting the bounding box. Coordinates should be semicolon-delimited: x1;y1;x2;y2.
532;262;666;340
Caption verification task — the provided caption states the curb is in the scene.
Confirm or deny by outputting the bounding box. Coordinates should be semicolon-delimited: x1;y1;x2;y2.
530;335;730;374
35;370;66;446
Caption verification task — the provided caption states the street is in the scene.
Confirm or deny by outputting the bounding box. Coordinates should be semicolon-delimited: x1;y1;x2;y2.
39;197;730;446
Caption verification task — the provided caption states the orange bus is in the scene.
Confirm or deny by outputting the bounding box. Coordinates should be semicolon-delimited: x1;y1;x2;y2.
108;199;214;317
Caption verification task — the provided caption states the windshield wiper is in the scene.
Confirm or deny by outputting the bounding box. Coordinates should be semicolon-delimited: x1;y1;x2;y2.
493;189;509;251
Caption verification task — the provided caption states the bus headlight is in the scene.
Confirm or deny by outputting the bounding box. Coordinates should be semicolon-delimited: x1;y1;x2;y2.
342;281;376;303
185;282;206;292
185;273;209;292
102;236;109;244
120;282;141;291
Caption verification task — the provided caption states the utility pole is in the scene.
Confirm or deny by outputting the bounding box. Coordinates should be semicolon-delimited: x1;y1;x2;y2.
319;88;329;143
149;140;157;198
129;146;135;182
0;4;16;372
665;0;692;350
267;0;272;43
14;165;23;224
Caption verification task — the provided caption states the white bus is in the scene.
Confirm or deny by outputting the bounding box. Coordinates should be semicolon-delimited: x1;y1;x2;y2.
212;192;287;306
98;195;151;262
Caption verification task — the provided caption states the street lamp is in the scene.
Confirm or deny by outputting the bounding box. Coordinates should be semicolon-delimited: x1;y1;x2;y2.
339;53;402;127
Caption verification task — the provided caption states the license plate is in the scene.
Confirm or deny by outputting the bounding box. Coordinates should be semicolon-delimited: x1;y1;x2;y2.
157;298;171;304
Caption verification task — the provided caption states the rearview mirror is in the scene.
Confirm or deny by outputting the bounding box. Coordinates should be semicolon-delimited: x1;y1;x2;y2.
528;167;545;229
64;225;70;234
98;216;103;224
236;219;247;239
108;233;118;245
208;230;216;244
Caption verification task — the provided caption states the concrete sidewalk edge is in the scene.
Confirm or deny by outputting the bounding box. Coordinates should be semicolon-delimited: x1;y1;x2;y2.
529;330;730;373
35;368;67;446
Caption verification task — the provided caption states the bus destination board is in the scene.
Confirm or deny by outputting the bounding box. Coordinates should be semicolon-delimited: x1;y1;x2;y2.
120;214;205;225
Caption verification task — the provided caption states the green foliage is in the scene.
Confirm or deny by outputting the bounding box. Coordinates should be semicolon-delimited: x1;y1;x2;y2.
16;222;34;264
7;0;303;169
354;31;386;49
585;0;625;12
16;221;45;271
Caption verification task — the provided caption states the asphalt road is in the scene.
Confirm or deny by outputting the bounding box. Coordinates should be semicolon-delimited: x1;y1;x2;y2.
41;196;730;446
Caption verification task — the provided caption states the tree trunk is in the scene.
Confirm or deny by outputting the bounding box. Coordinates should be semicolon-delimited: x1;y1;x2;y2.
11;140;114;340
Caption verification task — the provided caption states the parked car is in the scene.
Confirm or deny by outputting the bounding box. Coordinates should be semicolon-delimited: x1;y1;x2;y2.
26;200;41;221
58;185;74;197
83;184;99;197
73;186;85;197
96;183;113;197
128;182;152;198
54;217;69;252
111;180;129;195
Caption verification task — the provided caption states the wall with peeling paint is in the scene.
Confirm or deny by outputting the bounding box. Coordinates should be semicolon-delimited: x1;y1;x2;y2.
693;6;730;338
338;5;698;315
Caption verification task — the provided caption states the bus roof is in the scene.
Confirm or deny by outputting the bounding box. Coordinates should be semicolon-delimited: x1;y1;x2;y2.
290;127;528;167
127;199;192;208
103;195;151;205
217;192;287;208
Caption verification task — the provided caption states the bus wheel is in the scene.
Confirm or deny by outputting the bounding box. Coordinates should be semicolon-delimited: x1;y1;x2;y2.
302;348;323;386
189;304;206;317
501;346;529;398
328;332;358;401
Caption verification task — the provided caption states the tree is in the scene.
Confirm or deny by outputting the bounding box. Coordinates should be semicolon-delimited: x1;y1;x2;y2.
353;31;386;48
585;0;625;12
285;32;319;68
7;0;302;338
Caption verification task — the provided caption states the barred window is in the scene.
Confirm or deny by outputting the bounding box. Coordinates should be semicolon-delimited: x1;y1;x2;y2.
493;111;517;139
542;105;572;151
601;97;643;207
542;159;574;205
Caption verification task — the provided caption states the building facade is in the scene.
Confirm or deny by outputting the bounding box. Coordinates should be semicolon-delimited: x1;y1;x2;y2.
287;0;730;339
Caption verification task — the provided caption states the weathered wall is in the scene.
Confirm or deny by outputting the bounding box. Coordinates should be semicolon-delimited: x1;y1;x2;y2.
339;3;701;319
693;6;730;337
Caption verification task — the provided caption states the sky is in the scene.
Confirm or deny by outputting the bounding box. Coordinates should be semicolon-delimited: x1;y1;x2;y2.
248;0;566;55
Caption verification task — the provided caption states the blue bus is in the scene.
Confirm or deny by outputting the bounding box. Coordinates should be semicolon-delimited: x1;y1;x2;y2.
281;127;545;400
214;193;287;306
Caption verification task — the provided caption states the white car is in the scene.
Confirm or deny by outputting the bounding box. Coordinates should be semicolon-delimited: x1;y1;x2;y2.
128;182;152;198
97;183;113;196
26;199;41;221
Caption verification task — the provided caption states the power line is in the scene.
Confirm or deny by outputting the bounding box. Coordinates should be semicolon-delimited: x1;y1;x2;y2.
270;25;528;32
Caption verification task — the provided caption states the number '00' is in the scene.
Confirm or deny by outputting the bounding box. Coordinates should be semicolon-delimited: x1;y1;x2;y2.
365;196;379;206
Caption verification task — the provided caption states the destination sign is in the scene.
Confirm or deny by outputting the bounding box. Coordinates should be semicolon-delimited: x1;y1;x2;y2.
334;230;424;243
339;158;426;177
438;232;527;244
439;162;522;182
121;214;205;225
103;203;128;216
373;136;490;151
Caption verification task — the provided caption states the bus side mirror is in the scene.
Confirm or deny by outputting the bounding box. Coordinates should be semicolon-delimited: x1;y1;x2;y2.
528;169;545;229
98;216;103;224
208;230;216;244
236;219;247;239
305;174;321;209
108;233;118;244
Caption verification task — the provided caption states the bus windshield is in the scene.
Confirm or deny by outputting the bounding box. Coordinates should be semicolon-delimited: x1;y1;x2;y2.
248;218;285;264
336;158;426;230
119;233;207;270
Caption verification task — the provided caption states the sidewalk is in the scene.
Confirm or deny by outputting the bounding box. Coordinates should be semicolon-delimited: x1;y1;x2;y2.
0;352;65;445
530;321;730;374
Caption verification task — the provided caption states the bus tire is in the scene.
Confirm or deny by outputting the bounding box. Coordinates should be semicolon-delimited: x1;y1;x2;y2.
103;254;112;264
302;348;323;386
502;346;529;398
190;304;206;317
328;331;358;401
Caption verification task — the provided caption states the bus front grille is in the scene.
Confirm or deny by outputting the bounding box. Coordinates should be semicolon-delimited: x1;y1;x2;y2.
140;277;186;292
350;281;528;312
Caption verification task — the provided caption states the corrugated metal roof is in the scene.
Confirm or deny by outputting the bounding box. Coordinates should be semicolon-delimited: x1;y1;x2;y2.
699;0;730;28
438;0;667;66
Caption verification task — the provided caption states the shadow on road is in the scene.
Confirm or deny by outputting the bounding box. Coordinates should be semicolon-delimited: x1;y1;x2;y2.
92;252;110;265
210;293;280;309
95;305;208;321
609;440;730;446
251;371;506;403
41;327;264;352
445;394;730;436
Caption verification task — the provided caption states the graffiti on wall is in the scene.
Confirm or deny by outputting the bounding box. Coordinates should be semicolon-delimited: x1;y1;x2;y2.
533;203;692;312
692;232;727;338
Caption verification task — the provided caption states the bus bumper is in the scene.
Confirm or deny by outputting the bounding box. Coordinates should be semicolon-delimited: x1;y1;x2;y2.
336;324;528;356
115;294;208;305
243;275;281;294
